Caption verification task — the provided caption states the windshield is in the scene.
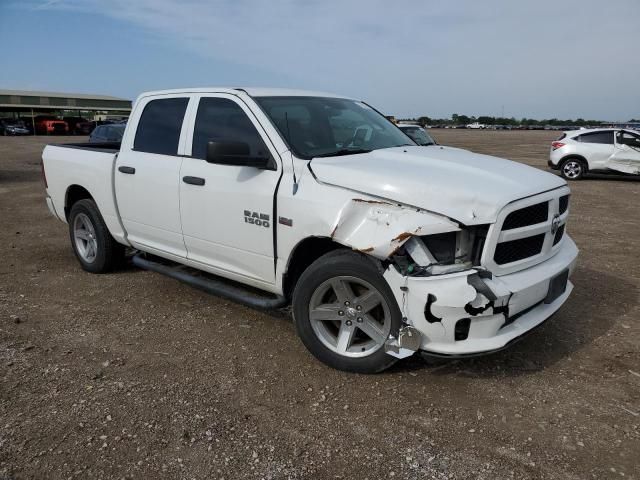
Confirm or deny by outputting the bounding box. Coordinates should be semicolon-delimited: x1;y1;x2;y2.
400;126;435;146
255;96;414;159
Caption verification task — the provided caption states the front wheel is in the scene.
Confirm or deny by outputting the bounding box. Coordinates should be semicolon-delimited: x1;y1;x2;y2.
292;250;402;373
560;158;586;180
68;199;124;273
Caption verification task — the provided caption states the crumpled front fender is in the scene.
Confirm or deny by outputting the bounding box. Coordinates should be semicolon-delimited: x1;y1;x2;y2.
329;198;460;259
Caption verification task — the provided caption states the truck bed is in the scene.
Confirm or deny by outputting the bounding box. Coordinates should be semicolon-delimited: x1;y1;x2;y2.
43;142;125;241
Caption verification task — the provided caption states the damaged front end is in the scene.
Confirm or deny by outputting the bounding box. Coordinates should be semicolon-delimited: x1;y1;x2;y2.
327;197;578;359
328;198;497;358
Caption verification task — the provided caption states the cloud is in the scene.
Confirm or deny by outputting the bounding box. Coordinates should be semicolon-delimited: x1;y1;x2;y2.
18;0;640;119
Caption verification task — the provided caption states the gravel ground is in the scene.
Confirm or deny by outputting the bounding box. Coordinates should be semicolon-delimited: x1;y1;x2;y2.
0;131;638;479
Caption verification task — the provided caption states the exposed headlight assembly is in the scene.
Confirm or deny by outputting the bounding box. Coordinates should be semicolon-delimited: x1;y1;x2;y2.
399;225;489;276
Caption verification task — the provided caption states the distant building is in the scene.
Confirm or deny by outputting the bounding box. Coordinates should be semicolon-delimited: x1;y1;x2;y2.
0;89;131;128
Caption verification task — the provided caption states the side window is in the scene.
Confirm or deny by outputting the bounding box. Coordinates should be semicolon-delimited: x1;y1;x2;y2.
192;97;269;160
134;97;189;155
576;131;614;144
617;131;640;147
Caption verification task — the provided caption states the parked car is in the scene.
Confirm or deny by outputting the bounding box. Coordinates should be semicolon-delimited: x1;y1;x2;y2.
35;116;68;135
549;128;640;179
466;122;485;129
397;125;436;146
89;124;126;143
63;117;93;135
0;118;30;136
42;87;577;373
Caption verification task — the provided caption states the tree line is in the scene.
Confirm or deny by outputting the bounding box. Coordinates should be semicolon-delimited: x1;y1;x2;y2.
400;114;638;127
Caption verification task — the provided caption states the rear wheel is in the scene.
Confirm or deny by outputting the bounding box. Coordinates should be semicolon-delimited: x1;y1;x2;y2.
292;250;402;373
68;199;124;273
560;158;587;180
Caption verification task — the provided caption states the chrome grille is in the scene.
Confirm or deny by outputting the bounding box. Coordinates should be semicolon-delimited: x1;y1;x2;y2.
502;201;548;230
483;188;571;276
559;195;570;214
553;224;565;245
494;234;546;265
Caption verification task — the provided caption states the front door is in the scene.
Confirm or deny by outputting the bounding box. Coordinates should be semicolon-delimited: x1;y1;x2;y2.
179;94;282;284
574;129;615;170
609;130;640;175
115;95;191;257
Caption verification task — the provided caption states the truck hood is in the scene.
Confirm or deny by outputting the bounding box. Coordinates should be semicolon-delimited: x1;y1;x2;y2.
309;146;566;225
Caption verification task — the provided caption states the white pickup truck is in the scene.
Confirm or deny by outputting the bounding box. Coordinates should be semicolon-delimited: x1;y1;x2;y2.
42;88;578;373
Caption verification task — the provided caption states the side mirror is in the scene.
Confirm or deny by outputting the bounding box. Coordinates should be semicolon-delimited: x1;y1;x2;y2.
206;141;273;169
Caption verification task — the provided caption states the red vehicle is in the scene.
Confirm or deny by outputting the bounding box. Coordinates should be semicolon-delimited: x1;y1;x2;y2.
34;116;69;135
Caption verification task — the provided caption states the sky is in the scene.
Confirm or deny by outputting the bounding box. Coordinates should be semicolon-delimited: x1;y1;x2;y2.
1;0;638;121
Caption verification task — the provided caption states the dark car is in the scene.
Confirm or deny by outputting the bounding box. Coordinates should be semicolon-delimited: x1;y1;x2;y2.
88;124;126;143
63;117;93;135
0;119;30;136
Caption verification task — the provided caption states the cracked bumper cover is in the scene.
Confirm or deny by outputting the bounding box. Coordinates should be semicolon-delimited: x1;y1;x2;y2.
384;235;579;356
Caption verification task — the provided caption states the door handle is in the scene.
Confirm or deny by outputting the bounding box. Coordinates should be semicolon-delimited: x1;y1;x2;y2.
118;166;136;174
182;176;205;186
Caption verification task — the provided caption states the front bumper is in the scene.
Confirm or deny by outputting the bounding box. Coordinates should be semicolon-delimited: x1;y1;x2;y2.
383;235;578;356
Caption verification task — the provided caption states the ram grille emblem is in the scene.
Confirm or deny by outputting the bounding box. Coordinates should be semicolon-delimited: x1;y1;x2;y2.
550;213;561;235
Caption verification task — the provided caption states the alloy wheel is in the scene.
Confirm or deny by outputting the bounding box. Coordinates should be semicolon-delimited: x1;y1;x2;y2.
562;160;582;179
73;213;98;263
308;276;392;358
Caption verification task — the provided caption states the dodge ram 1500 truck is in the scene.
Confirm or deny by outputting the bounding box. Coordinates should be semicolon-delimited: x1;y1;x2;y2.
42;88;578;373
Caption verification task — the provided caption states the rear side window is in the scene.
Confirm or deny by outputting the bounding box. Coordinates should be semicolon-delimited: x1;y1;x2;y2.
575;131;614;144
134;97;189;155
192;97;268;160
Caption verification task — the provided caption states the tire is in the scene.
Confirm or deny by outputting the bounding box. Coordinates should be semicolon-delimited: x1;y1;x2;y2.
559;157;587;180
68;199;124;273
292;250;402;373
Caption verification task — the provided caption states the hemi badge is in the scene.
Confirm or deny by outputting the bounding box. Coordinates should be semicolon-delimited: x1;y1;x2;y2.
278;216;293;227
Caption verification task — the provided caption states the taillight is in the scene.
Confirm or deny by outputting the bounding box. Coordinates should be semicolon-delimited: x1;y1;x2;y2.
41;159;48;189
551;141;565;151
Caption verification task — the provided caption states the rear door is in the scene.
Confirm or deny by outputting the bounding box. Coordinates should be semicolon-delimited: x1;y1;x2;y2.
575;130;615;170
115;94;191;257
178;94;282;284
609;130;640;174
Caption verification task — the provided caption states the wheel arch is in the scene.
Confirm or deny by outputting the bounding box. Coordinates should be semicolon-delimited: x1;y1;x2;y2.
282;236;346;300
64;184;94;220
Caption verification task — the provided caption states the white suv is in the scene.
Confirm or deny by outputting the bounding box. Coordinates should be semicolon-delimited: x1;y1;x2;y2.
549;128;640;180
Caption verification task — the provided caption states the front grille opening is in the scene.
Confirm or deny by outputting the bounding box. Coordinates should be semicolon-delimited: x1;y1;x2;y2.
502;202;549;230
494;233;545;265
454;318;471;341
553;224;565;245
559;195;570;214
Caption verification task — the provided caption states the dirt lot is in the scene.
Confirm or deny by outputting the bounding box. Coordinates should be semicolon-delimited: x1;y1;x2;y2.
1;131;638;479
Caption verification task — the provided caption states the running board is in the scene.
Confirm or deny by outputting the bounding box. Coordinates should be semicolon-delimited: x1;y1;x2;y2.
131;254;287;309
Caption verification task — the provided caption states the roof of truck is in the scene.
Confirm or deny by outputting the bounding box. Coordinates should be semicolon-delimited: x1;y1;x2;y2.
139;87;352;99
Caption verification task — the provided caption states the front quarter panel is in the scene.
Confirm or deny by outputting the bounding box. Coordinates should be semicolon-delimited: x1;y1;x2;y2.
274;157;461;291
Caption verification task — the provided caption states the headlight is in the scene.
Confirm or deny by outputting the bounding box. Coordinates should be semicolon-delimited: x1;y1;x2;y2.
400;225;489;276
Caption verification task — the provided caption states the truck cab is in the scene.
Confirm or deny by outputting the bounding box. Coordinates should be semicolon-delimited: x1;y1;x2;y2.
42;88;578;373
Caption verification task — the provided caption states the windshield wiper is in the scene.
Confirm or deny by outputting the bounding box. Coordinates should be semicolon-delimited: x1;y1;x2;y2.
313;148;372;158
381;143;413;149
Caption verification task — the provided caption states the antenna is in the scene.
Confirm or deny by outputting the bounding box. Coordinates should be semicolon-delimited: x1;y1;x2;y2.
285;112;299;195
